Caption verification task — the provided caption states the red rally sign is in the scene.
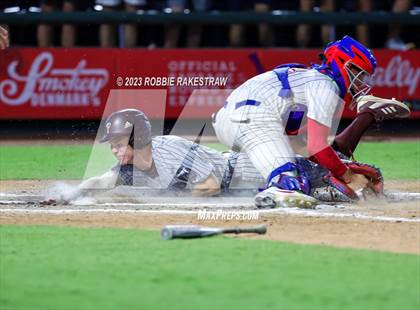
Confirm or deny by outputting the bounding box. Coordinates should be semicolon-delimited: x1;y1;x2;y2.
0;48;419;119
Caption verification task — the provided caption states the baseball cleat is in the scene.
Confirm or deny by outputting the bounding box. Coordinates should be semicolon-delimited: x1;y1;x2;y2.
254;187;317;209
356;95;410;121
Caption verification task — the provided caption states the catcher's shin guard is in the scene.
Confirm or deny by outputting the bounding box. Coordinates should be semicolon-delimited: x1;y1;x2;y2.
265;162;311;195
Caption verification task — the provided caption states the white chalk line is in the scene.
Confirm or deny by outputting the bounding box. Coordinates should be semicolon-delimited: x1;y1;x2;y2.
0;208;198;215
0;207;418;223
1;192;420;200
0;200;28;204
0;193;37;197
85;202;253;208
0;193;19;197
263;208;420;223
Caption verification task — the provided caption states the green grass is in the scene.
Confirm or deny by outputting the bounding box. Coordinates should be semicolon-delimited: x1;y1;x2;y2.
1;225;419;310
0;144;115;180
353;141;420;180
0;142;418;180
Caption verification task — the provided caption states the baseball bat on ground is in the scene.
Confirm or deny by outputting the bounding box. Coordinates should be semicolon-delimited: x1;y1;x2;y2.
161;224;267;240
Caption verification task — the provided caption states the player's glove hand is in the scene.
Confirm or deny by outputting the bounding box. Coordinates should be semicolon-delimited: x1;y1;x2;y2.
320;162;384;202
345;162;384;195
344;171;369;193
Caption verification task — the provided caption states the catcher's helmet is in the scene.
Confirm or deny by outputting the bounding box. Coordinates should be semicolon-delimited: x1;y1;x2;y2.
99;109;152;149
321;36;376;104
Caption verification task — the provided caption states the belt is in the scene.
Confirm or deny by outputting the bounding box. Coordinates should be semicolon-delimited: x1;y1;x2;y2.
223;100;261;110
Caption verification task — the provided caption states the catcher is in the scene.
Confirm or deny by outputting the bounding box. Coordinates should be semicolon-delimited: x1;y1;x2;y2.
212;35;411;208
254;94;410;207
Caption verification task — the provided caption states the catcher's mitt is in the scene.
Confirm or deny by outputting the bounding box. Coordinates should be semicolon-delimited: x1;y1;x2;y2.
356;95;411;122
314;162;384;203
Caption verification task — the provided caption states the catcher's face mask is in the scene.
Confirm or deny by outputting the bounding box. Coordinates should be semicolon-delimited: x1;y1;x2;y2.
345;62;373;108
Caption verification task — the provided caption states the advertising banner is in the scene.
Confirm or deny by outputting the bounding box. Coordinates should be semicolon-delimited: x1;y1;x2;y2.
1;48;418;119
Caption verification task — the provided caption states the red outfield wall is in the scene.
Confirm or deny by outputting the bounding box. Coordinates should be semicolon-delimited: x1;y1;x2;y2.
0;48;419;120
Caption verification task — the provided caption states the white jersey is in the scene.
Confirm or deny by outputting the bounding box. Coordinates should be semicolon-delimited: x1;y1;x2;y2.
113;135;265;190
224;68;342;128
213;67;343;180
286;68;342;127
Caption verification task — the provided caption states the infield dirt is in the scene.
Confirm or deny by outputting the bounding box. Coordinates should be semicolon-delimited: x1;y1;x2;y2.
1;180;419;255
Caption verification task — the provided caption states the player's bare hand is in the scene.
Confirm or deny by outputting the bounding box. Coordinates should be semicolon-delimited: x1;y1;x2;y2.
191;185;220;197
0;26;9;49
191;175;220;197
